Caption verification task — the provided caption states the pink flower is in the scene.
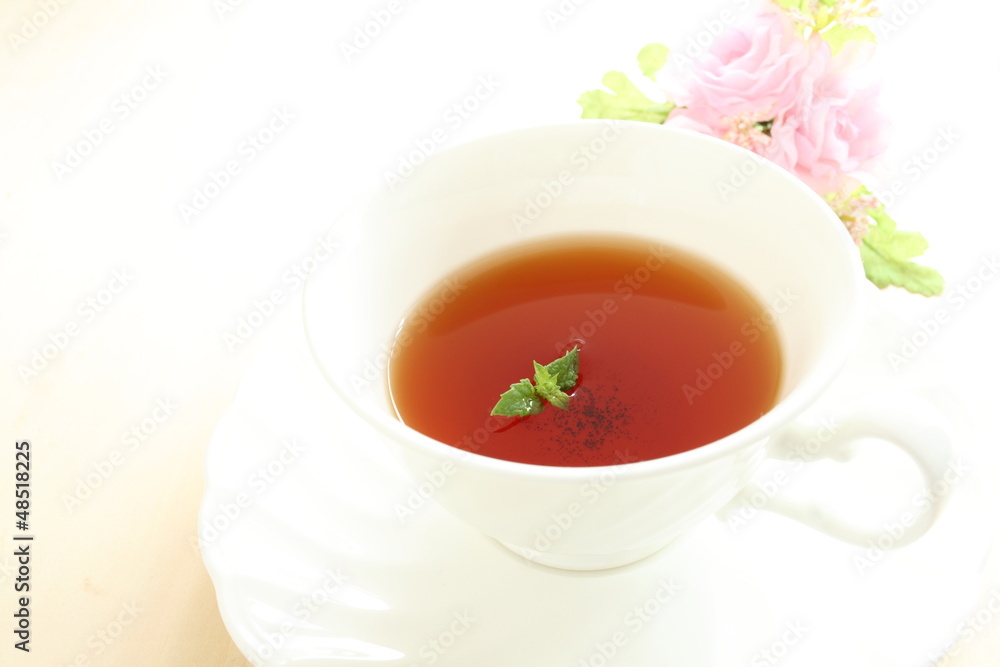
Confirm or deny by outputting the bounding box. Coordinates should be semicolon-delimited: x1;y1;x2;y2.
827;185;879;244
665;11;888;193
771;77;888;191
667;13;814;134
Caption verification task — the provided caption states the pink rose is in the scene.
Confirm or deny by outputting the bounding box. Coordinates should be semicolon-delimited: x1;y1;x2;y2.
770;78;888;191
665;11;888;193
668;12;814;135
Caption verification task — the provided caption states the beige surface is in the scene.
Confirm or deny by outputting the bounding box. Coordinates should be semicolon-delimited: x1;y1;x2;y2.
2;0;999;665
1;2;272;664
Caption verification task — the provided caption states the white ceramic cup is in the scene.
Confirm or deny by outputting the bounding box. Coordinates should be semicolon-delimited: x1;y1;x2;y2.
303;121;954;571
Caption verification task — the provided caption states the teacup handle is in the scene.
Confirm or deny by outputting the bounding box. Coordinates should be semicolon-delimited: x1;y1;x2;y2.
721;394;956;547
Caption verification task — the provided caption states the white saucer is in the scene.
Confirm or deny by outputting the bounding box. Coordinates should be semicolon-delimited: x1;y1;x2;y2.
199;294;993;666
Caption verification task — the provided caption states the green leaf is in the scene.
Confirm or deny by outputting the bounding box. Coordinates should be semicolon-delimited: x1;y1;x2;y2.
538;386;571;410
490;379;543;417
821;23;877;53
540;346;579;390
532;363;558;397
860;207;944;296
578;71;675;123
638;43;669;80
489;347;582;417
532;362;572;410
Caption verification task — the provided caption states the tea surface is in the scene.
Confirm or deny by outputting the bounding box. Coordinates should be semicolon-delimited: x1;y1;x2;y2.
388;236;782;466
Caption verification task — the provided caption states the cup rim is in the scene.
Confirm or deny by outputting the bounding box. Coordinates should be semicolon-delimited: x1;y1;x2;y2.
303;120;868;481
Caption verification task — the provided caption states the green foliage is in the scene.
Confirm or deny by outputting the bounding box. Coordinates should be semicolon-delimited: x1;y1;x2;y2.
860;206;944;296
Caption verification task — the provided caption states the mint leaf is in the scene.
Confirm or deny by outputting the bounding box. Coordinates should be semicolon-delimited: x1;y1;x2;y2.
578;71;675;123
539;389;570;410
489;348;581;416
491;379;543;417
541;345;579;390
532;362;559;395
538;385;571;410
860;206;944;296
532;362;572;411
638;43;669;80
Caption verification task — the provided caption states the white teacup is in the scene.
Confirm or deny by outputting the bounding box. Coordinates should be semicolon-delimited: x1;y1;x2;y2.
304;121;954;571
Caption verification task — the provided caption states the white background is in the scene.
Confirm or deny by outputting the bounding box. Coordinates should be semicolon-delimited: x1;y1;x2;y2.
1;0;998;664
